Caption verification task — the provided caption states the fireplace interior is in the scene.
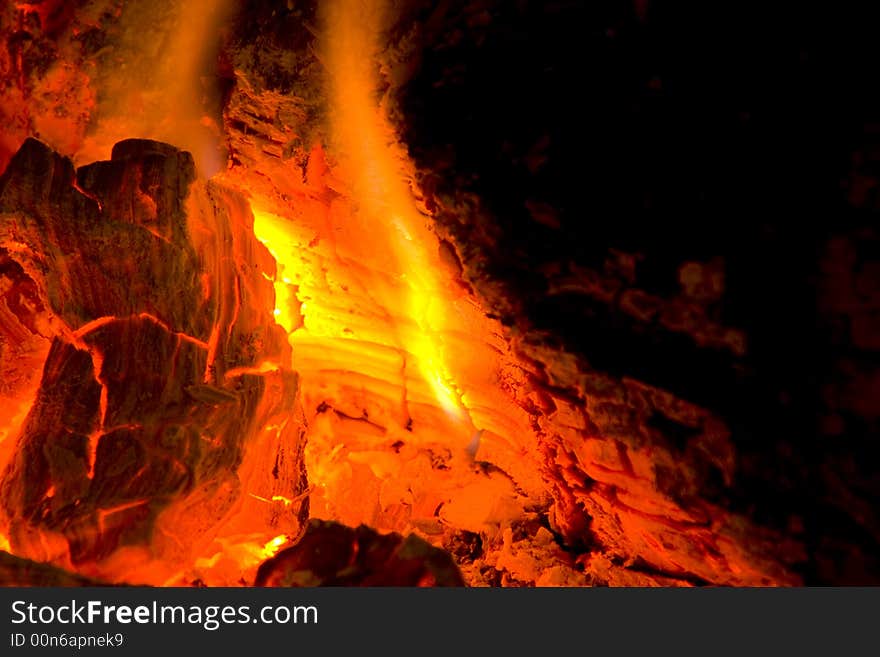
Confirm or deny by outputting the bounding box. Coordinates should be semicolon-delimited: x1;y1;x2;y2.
0;0;879;587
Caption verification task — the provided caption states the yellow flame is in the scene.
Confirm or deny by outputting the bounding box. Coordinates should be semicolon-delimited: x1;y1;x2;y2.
321;0;468;422
250;0;475;436
193;533;288;576
259;534;289;561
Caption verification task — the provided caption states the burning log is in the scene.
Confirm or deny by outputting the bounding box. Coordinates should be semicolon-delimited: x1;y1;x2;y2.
0;138;307;584
209;0;809;586
387;0;880;584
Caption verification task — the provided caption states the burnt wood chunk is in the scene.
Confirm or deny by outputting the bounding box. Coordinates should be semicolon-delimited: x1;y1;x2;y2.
0;138;307;578
255;520;464;587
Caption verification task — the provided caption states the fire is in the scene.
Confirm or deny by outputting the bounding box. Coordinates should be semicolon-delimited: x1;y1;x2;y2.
192;534;290;584
251;0;476;432
321;0;471;426
0;0;549;587
243;0;545;543
0;0;823;589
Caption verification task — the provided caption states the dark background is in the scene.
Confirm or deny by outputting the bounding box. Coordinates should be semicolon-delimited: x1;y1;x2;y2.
393;0;880;583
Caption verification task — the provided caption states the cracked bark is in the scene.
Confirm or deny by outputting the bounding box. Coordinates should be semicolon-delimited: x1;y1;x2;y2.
0;138;307;581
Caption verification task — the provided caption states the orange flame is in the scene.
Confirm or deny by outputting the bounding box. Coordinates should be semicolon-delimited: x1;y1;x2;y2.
76;0;232;174
241;0;547;544
322;0;467;424
254;0;477;437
